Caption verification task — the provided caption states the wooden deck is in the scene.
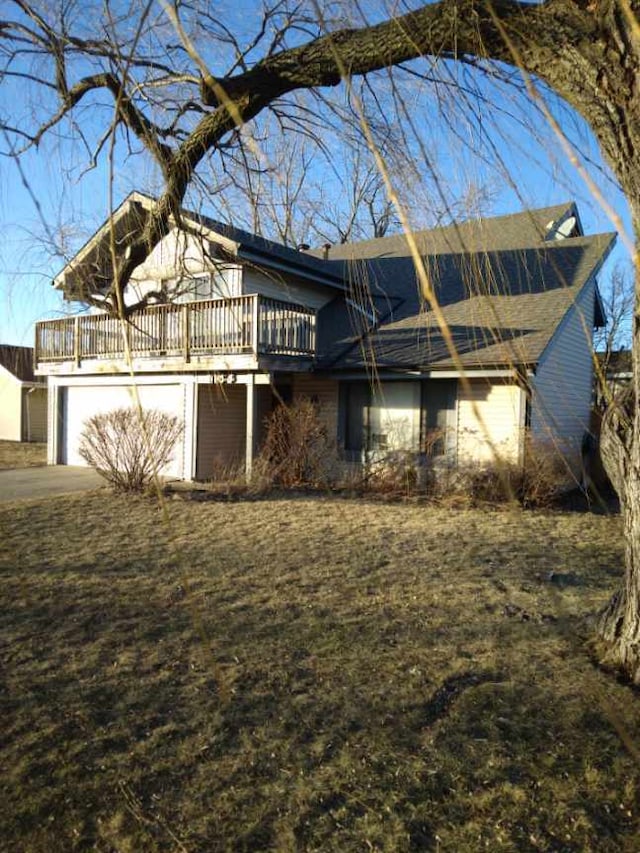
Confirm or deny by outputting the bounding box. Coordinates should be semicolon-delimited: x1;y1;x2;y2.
35;295;316;367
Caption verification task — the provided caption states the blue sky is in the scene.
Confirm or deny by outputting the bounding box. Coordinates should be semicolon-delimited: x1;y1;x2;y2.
0;17;633;348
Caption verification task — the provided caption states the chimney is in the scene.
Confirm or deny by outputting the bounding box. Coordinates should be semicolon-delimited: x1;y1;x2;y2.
322;243;331;260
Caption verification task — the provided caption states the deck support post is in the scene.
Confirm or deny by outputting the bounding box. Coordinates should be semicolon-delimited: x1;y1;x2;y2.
183;379;198;481
245;374;258;481
48;382;60;465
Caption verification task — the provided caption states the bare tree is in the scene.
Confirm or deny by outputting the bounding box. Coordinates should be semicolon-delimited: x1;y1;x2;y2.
593;262;633;411
594;262;634;367
3;0;640;676
205;106;496;247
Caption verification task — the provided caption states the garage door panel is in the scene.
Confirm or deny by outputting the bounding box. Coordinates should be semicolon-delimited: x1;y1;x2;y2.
62;384;185;477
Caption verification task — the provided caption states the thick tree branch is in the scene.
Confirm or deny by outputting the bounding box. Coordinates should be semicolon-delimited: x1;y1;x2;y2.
115;0;607;312
7;0;638;310
201;0;578;105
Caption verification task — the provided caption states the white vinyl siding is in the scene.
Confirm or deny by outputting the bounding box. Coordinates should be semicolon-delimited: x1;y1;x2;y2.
60;383;185;478
126;227;242;305
0;372;22;441
243;269;334;312
530;279;596;471
173;269;240;302
457;379;526;464
132;230;211;281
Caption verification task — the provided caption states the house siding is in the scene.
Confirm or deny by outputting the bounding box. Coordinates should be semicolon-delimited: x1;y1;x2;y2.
127;229;243;304
243;269;334;312
133;230;210;281
530;279;595;472
21;386;47;442
291;375;339;438
0;372;22;441
457;379;525;465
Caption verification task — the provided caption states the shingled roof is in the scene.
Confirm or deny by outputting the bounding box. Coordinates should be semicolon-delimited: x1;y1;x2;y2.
53;193;614;376
319;230;615;372
310;202;578;260
0;345;37;382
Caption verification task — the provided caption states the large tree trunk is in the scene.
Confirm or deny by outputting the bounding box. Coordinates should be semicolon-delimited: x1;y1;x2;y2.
597;382;640;675
597;212;640;680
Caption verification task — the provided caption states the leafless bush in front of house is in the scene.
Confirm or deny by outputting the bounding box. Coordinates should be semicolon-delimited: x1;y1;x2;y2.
254;399;343;488
79;407;182;493
441;438;568;508
359;450;421;496
519;437;569;508
357;430;448;497
206;454;247;485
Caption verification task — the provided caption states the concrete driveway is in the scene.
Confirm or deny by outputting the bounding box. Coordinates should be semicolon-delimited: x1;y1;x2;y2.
0;466;104;502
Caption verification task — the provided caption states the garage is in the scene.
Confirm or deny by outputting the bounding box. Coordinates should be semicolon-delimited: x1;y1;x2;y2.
58;382;186;478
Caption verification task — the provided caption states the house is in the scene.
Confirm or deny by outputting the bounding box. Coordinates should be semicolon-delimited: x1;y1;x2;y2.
0;344;47;442
34;192;614;480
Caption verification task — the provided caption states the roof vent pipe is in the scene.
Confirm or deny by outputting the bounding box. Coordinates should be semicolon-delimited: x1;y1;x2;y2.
322;243;331;260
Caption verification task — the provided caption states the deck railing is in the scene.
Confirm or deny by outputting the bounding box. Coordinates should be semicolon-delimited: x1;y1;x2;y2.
35;295;316;364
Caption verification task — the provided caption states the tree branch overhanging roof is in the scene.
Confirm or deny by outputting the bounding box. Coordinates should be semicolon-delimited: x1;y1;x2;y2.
53;192;347;304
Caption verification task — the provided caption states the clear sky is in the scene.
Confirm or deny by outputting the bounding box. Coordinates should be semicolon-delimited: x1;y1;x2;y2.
0;13;633;349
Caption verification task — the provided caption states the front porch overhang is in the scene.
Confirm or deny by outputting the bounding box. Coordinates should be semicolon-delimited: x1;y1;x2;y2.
315;366;531;381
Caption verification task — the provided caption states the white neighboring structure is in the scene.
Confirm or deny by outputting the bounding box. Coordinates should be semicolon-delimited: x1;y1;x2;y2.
0;345;47;442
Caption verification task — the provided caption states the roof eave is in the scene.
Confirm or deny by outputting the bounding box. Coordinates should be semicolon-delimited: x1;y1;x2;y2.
55;190;345;296
237;247;346;291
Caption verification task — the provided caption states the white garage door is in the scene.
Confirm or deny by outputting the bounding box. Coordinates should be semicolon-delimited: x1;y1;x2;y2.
61;384;185;478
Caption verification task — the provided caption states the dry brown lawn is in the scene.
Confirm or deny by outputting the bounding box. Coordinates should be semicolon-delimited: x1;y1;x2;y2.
1;491;638;851
0;439;47;469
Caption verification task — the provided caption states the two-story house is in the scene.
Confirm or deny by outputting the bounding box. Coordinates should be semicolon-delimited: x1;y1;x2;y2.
35;192;614;481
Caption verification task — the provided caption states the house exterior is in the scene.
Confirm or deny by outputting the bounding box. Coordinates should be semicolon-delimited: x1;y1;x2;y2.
0;345;47;442
34;192;614;480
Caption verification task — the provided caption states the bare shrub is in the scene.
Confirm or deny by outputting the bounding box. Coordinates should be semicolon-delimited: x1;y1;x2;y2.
519;438;569;508
206;454;246;484
442;439;568;508
349;431;447;497
359;450;421;496
255;399;342;488
79;407;183;493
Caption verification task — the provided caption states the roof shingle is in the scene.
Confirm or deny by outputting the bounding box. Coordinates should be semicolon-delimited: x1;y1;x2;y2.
319;231;615;371
0;345;36;382
310;203;577;260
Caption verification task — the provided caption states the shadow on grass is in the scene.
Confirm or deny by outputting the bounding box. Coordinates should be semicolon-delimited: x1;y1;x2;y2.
1;492;637;850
